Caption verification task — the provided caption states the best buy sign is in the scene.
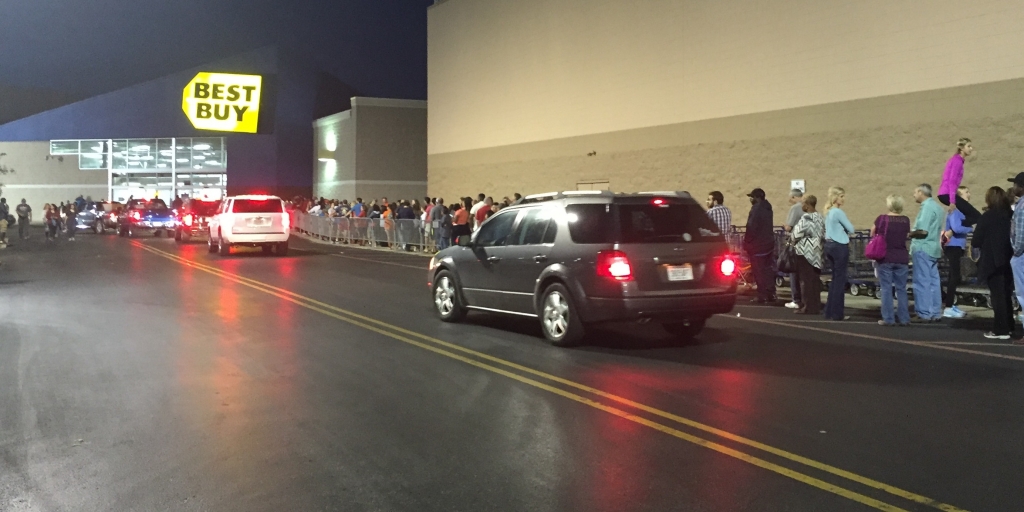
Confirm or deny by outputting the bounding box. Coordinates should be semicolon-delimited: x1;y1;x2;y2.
182;72;262;133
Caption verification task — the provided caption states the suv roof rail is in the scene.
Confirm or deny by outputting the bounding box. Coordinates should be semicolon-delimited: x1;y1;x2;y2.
522;190;615;203
636;191;692;198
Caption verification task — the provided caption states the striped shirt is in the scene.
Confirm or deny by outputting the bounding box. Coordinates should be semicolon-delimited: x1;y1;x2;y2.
707;204;732;234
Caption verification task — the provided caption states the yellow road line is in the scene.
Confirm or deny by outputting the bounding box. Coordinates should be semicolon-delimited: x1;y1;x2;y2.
330;253;425;270
133;242;969;512
729;316;1024;363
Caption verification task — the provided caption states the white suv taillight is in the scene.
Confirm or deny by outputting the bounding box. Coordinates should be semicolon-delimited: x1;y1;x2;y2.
282;212;291;230
596;250;633;281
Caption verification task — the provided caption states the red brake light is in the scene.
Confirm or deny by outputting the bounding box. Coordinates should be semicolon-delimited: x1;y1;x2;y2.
282;212;291;230
720;255;737;277
183;214;194;227
597;250;633;281
652;198;665;206
129;210;141;221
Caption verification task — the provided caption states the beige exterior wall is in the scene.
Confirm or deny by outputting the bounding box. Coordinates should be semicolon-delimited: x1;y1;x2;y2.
313;98;427;202
0;141;107;221
428;0;1024;226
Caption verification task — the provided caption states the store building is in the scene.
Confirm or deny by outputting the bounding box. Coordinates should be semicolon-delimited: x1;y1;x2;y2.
0;46;357;209
313;97;428;202
427;0;1024;225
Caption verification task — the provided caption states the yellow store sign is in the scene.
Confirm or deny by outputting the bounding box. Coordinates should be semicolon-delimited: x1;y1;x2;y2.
182;72;262;133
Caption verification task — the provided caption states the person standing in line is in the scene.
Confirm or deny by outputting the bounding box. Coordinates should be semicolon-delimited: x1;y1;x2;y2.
823;186;854;321
783;189;805;309
937;138;981;226
438;205;452;251
469;193;487;229
66;204;77;241
942;186;973;318
706;191;733;235
790;195;824;315
871;195;912;326
430;197;446;250
474;196;494;231
743;188;776;304
909;184;945;322
1007;173;1024;326
971;186;1015;339
15;199;32;239
451;203;470;244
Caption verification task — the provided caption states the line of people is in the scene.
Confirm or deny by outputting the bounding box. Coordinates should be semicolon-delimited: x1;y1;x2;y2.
712;137;1024;341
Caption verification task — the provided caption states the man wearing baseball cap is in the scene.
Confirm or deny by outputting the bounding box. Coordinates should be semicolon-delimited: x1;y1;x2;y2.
744;188;777;303
1007;173;1024;334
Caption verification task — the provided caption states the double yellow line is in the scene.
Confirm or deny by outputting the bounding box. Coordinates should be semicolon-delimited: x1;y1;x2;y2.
133;241;968;512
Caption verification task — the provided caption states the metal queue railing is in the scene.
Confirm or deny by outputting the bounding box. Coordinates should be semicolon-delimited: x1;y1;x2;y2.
293;211;444;253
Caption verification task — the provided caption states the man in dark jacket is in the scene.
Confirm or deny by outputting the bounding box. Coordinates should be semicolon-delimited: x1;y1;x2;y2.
744;188;777;303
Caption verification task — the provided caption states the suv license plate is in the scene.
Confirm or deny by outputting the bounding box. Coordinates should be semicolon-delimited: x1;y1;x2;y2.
666;265;694;281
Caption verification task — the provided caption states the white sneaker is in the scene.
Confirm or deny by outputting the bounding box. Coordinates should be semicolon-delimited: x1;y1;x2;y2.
942;307;958;318
785;301;800;309
984;332;1011;340
951;306;967;318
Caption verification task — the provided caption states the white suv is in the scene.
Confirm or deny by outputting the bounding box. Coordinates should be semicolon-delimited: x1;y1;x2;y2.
208;195;290;256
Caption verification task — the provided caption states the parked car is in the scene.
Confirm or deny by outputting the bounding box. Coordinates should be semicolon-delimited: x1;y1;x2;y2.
117;198;177;238
174;199;221;243
208;195;290;256
427;191;738;346
75;201;123;234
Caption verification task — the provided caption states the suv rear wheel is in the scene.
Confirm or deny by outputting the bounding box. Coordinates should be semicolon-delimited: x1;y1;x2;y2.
432;271;466;322
218;235;230;256
94;222;105;235
540;283;584;347
663;318;707;340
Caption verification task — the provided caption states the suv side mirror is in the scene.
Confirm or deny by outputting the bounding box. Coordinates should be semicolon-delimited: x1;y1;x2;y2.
456;235;473;247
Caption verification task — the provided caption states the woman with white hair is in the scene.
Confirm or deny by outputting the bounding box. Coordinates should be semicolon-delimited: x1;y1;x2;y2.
871;194;912;326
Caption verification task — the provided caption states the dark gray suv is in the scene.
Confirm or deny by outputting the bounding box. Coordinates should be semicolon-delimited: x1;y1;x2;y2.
427;191;738;346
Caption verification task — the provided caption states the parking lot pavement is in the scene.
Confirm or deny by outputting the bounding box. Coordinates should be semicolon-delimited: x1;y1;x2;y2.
4;228;1024;511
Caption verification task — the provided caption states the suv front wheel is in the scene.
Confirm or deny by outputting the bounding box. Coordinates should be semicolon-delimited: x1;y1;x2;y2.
432;271;466;322
540;283;584;347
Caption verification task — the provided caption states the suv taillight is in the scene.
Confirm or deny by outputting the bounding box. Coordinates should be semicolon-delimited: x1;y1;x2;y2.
129;210;141;221
596;250;632;281
282;212;291;230
720;255;737;277
183;214;194;227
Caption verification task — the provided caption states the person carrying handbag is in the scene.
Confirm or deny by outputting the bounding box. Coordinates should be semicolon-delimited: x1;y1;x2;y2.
790;195;825;314
870;195;912;326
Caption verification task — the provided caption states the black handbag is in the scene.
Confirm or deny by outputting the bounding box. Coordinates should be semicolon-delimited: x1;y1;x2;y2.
777;240;797;274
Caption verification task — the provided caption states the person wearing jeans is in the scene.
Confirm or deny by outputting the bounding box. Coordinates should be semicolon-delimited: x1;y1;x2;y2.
910;184;945;322
823;187;854;321
871;195;911;326
1007;173;1024;333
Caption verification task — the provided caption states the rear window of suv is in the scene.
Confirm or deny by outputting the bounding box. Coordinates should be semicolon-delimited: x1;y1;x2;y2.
566;202;723;244
232;199;283;213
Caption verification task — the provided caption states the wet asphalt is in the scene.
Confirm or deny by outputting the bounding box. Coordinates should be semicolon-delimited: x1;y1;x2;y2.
2;227;1023;512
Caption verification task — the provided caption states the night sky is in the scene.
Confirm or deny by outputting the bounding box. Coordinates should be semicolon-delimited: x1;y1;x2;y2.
0;0;432;100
